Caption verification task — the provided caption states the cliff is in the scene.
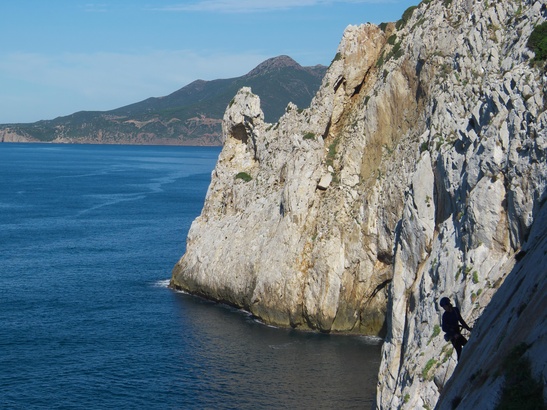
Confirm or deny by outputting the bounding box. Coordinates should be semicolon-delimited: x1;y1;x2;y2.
171;0;546;408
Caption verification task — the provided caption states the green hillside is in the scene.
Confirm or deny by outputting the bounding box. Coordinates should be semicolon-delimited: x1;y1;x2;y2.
0;56;326;146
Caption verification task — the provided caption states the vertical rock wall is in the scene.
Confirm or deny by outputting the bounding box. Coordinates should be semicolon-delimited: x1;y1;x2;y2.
170;0;546;407
171;23;412;334
374;0;547;408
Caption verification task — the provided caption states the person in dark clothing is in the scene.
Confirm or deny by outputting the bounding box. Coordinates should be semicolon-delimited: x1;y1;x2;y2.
440;297;472;361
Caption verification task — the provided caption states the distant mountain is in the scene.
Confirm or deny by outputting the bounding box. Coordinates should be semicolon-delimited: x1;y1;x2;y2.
0;56;327;146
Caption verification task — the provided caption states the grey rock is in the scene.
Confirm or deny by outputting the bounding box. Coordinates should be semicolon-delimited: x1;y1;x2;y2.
170;0;547;408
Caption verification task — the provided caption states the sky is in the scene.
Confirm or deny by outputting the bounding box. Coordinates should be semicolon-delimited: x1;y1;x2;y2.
0;0;418;124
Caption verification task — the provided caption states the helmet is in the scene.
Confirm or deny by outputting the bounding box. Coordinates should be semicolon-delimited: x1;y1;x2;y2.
439;297;451;307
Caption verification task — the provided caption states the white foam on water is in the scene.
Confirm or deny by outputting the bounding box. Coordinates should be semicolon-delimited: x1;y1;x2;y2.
151;279;171;288
76;193;146;216
358;335;384;345
250;316;278;328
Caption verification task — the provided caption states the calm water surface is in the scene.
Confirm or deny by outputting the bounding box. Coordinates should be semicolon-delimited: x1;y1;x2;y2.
0;143;381;409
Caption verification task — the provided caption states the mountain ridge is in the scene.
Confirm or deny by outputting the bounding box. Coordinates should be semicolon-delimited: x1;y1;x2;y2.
0;55;326;146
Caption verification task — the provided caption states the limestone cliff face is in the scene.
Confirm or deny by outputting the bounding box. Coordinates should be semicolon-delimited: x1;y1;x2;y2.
372;0;547;408
434;205;546;408
171;0;546;407
172;23;397;334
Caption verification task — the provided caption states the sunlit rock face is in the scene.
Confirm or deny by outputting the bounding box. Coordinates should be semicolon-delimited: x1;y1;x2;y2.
172;24;396;335
171;0;546;408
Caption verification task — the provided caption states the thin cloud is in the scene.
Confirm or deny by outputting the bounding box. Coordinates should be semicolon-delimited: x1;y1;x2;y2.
0;50;270;122
0;50;268;94
154;0;388;13
83;3;109;12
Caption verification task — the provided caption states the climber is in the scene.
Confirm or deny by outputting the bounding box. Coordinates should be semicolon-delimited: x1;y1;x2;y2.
439;297;472;361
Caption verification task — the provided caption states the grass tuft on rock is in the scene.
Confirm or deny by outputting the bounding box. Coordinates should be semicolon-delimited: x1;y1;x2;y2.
235;172;252;182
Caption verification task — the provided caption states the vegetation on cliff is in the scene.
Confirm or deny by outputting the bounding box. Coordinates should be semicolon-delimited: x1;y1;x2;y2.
528;21;547;63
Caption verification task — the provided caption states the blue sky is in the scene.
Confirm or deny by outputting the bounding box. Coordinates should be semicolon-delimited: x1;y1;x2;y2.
0;0;418;124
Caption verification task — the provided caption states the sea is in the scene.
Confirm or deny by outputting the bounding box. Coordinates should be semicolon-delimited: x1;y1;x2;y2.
0;143;382;410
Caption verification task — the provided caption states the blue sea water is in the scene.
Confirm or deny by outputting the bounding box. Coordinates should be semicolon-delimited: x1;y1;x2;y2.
0;143;382;409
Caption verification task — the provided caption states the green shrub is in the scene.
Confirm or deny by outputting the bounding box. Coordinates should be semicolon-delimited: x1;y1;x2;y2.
331;52;342;64
392;41;403;59
303;132;315;140
427;324;441;345
402;6;418;23
326;137;339;167
432;324;441;338
442;348;454;363
455;265;463;281
422;358;437;380
376;51;385;68
382;41;404;63
396;5;418;29
235;172;252;182
464;266;472;277
527;22;547;63
472;271;479;284
497;343;545;409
